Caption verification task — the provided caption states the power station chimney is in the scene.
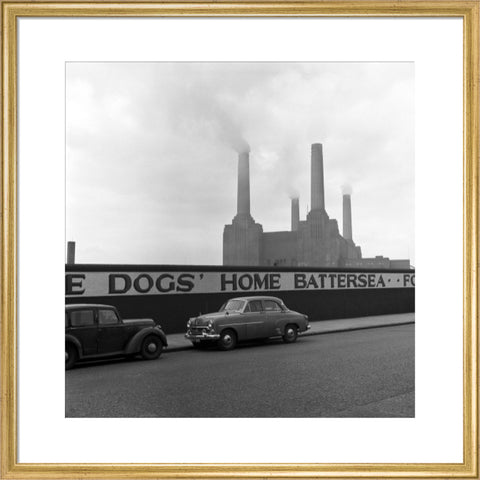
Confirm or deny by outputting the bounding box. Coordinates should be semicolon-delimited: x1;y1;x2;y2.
343;194;353;240
237;151;250;216
67;241;76;264
291;197;299;231
311;143;325;210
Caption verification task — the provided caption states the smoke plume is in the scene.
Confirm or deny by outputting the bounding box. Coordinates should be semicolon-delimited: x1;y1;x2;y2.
151;65;252;154
341;183;353;195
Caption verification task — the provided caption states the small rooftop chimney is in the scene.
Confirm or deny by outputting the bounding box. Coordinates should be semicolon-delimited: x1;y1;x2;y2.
237;152;250;216
291;197;299;231
67;241;76;265
343;194;353;240
311;143;325;210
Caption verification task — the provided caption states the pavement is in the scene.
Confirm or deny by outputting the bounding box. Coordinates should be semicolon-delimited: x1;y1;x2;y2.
67;323;414;417
165;312;415;352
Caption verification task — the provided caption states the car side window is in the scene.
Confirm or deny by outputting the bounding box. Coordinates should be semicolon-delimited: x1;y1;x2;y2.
244;303;251;312
264;300;281;312
98;309;119;325
70;310;95;327
249;300;263;312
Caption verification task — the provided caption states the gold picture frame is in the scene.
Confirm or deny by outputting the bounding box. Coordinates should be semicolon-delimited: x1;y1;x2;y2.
1;1;478;478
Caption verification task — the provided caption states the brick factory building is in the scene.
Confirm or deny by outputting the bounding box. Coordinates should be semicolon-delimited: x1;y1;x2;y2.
223;143;410;269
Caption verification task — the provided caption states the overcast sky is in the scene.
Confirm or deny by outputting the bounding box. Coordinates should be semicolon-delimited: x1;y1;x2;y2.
66;62;414;266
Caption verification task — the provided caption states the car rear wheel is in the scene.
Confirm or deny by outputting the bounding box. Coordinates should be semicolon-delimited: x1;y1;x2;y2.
65;343;78;370
218;329;237;351
282;324;298;343
140;335;163;360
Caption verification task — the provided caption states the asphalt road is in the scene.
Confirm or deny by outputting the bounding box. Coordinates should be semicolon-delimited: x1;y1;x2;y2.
65;324;414;417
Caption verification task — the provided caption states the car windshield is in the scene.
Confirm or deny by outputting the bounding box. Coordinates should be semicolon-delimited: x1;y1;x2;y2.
221;300;245;312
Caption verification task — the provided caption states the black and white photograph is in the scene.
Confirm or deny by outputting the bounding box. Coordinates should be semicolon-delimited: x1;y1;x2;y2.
65;61;415;418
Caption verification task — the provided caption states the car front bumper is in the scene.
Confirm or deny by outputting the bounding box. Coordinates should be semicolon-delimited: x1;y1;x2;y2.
185;331;221;341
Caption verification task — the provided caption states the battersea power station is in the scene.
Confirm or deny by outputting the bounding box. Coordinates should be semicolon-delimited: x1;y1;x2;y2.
223;143;410;269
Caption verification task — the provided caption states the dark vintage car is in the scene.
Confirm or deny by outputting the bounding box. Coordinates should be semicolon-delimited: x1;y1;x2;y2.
65;304;167;369
185;296;310;350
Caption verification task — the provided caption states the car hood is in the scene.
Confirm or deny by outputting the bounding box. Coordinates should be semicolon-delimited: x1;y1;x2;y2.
191;311;235;325
123;318;155;327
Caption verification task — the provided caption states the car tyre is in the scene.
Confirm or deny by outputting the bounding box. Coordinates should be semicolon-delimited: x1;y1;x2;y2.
282;324;298;343
65;343;78;370
140;335;163;360
218;329;237;351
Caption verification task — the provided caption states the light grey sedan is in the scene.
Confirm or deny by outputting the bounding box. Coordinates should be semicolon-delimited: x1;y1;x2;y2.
185;296;310;350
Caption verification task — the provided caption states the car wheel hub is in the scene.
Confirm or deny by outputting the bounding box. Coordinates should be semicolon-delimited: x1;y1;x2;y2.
147;342;157;353
223;335;232;344
65;351;69;361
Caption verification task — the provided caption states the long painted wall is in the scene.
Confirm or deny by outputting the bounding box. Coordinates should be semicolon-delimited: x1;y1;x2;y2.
65;264;415;334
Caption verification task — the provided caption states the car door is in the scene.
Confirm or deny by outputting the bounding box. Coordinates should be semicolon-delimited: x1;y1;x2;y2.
68;309;98;356
262;299;284;336
244;300;267;339
96;308;130;354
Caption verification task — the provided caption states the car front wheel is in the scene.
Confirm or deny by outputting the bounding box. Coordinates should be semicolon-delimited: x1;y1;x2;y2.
218;329;237;351
282;324;298;343
140;335;163;360
65;343;78;370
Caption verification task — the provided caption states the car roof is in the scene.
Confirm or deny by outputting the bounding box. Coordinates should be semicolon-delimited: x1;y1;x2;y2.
230;296;284;302
65;304;115;310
